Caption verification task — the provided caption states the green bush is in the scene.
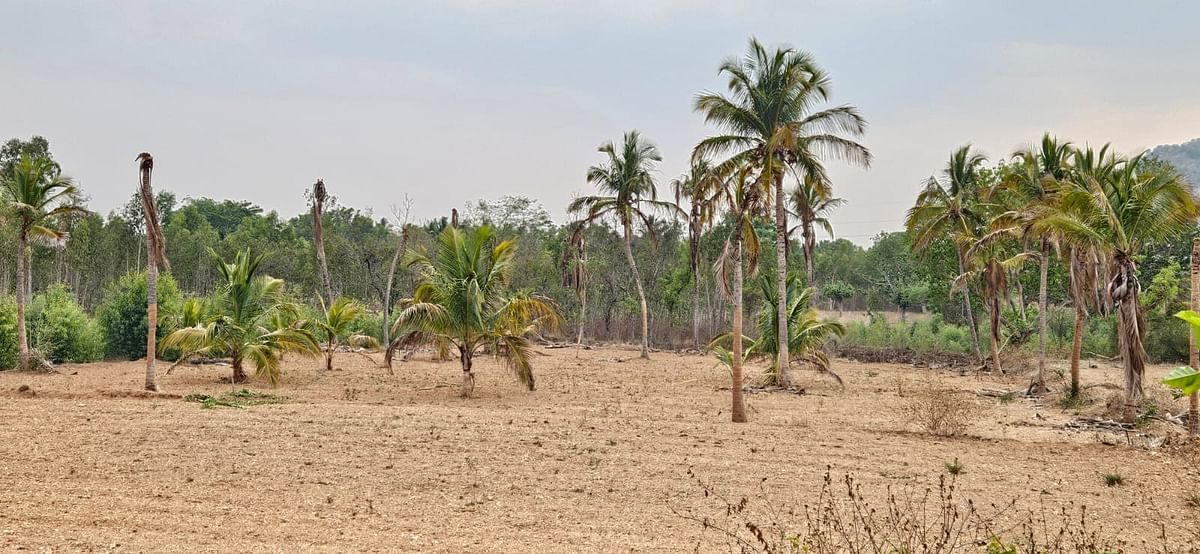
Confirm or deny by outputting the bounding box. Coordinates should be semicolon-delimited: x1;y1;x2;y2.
96;271;181;360
347;309;385;344
842;315;972;353
1145;311;1189;363
0;296;17;369
26;284;105;364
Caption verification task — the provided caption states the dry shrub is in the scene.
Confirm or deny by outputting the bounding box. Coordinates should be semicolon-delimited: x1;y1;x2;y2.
901;387;979;436
677;467;1196;553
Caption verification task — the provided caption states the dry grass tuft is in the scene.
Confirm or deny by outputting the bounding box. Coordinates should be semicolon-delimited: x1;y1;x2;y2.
901;387;980;436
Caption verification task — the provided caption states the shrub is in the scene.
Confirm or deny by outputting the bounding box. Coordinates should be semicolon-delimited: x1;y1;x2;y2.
96;271;181;360
26;284;104;364
0;295;17;369
902;387;979;436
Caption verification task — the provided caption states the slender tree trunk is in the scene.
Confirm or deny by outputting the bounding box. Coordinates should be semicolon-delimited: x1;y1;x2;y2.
1032;239;1050;394
15;229;29;371
383;227;408;346
956;247;984;364
622;220;650;359
802;220;815;287
989;296;1003;374
774;174;790;387
1190;238;1199;432
691;220;701;350
731;226;746;423
577;234;588;345
325;345;334;371
145;252;159;391
460;347;475;398
312;180;335;306
1070;304;1085;399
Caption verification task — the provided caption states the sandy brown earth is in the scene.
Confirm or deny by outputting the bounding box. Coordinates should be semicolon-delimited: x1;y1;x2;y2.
1;347;1198;552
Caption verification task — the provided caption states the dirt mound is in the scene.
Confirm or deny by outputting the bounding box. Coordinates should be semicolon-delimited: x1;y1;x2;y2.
837;345;977;368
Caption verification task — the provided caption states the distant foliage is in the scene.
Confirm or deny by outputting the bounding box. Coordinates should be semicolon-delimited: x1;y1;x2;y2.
96;271;182;360
1151;138;1200;188
0;296;17;369
27;284;105;364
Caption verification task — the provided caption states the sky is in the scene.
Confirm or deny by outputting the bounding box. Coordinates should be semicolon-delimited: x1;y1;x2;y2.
3;0;1199;245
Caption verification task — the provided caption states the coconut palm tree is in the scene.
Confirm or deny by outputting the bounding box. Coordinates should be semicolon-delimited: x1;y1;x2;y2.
672;159;723;350
996;134;1072;394
708;164;765;423
564;220;589;345
385;226;561;397
789;173;845;287
0;154;86;371
1043;147;1198;413
713;273;846;386
313;296;379;371
905;145;989;365
956;236;1031;375
568;131;678;359
695;38;870;387
136;152;171;391
311;179;335;305
160;249;320;384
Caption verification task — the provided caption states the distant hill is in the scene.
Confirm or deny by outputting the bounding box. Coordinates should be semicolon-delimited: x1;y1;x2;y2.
1151;138;1200;187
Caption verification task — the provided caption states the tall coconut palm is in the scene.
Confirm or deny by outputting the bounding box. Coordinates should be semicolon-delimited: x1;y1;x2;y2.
0;154;86;371
311;179;335;306
956;234;1031;375
905;145;988;364
564;220;589;345
160;249;320;384
672;159;723;350
709;164;765;423
789;173;844;287
568;131;678;359
998;134;1072;394
136;152;170;391
1044;148;1198;413
385;226;562;397
695;38;870;386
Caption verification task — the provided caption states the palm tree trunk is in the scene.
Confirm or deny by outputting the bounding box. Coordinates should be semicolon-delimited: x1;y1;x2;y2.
383;227;408;346
1190;238;1199;433
232;356;248;384
1032;239;1050;394
989;297;1003;374
956;247;984;364
731;226;746;423
1070;304;1085;398
312;180;335;306
691;222;701;350
460;347;475;398
15;228;29;371
774;174;791;387
622;219;650;359
578;234;588;345
802;219;816;287
1112;253;1146;418
145;252;159;391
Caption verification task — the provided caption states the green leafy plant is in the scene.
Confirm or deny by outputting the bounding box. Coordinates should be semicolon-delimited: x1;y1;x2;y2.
183;388;286;409
96;271;182;360
1162;310;1200;395
944;458;965;475
27;284;104;364
1103;473;1123;487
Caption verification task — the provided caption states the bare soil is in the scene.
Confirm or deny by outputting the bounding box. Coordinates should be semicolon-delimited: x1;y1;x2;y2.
0;347;1197;552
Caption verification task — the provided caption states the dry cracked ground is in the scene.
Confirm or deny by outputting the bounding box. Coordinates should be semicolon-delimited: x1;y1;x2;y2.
1;346;1198;552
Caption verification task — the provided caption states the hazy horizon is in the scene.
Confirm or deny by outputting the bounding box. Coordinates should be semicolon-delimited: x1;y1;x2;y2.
3;1;1198;245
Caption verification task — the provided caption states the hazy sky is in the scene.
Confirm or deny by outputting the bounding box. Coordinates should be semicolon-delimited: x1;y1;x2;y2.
3;1;1199;244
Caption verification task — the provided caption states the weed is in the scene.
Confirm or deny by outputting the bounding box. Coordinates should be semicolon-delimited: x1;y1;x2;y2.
1103;473;1123;487
998;391;1015;405
183;389;286;409
945;457;965;475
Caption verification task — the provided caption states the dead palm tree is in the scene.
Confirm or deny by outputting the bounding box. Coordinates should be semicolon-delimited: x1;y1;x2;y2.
1;154;86;371
564;220;589;345
672;159;723;350
136;152;170;391
789;173;844;287
695;38;870;387
568;131;679;359
311;179;335;305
